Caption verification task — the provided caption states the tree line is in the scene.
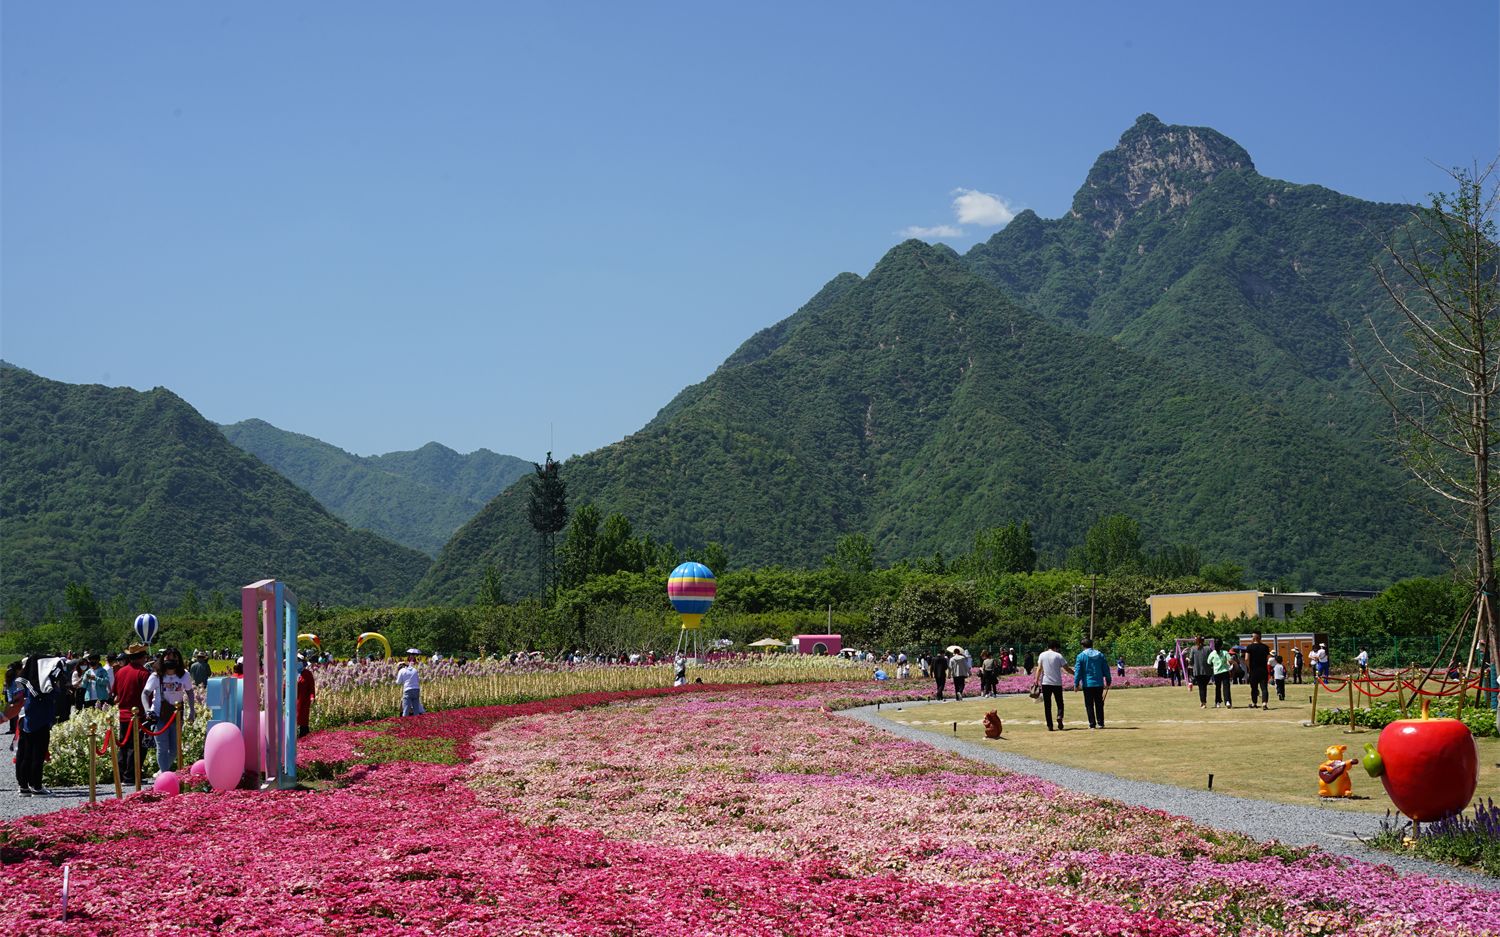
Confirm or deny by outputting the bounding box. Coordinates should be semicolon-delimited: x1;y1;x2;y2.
6;494;1461;669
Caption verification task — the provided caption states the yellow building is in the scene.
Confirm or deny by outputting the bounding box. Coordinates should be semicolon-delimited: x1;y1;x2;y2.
1147;590;1325;626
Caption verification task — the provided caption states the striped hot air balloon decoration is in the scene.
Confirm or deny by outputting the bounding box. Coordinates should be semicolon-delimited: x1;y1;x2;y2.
133;613;159;646
667;562;715;631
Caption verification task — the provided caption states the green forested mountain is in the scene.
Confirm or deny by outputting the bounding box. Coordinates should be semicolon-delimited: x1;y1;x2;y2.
963;113;1410;438
414;118;1443;603
1;365;432;616
220;419;529;556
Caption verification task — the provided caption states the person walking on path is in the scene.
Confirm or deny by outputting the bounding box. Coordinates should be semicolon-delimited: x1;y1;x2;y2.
1166;651;1183;686
1356;648;1370;676
1189;637;1214;708
930;651;950;701
1035;640;1070;731
1273;655;1287;701
1245;633;1272;709
1292;647;1304;684
1209;642;1234;708
143;647;196;775
1074;638;1112;729
114;644;150;785
980;651;1000;697
397;650;425;716
296;655;315;737
13;656;59;796
948;647;972;701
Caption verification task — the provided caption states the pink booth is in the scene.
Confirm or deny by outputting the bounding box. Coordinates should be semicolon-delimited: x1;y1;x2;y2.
792;634;842;655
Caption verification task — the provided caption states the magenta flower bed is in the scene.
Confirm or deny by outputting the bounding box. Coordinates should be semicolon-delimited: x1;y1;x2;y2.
3;681;1494;936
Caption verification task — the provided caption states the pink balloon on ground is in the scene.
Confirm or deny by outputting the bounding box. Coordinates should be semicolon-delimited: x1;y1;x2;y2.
152;771;181;795
189;759;207;779
203;722;246;792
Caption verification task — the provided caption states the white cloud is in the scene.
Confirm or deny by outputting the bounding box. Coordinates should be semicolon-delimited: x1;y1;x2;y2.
900;187;1017;241
901;224;964;239
951;188;1015;226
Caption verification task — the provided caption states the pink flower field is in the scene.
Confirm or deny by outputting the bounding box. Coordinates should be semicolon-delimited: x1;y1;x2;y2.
3;681;1496;936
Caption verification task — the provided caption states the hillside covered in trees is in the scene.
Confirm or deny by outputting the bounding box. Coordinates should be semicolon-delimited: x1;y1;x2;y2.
221;419;529;556
1;365;431;619
417;118;1441;603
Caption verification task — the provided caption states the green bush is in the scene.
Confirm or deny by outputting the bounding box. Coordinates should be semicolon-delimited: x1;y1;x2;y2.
1315;697;1497;738
41;706;210;787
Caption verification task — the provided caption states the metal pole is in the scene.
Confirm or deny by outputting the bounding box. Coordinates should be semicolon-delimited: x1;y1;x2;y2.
132;708;143;792
1089;576;1097;642
1347;680;1357;732
88;724;98;806
1309;674;1320;726
110;723;122;799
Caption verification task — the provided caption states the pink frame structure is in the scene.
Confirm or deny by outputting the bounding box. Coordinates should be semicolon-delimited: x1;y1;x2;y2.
241;579;299;789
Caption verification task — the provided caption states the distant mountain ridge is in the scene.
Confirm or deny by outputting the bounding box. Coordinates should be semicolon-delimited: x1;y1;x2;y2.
963;113;1409;437
1;365;430;615
220;419;530;556
413;115;1442;603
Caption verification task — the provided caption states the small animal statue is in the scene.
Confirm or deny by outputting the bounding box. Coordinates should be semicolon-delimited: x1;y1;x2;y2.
983;710;1003;739
1318;743;1358;798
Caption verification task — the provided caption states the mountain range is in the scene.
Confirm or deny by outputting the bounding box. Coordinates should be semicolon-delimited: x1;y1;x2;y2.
413;115;1441;602
3;115;1449;615
220;419;530;556
1;364;431;616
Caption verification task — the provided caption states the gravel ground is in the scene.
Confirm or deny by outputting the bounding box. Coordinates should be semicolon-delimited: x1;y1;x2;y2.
0;784;101;822
843;699;1499;891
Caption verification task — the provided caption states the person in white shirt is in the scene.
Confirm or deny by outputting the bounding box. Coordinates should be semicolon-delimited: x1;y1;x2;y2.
1034;640;1072;731
1356;648;1369;675
142;647;196;773
396;650;424;716
948;648;972;701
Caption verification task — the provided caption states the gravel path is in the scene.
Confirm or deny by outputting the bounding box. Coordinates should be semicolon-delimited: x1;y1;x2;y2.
0;784;102;822
842;699;1499;891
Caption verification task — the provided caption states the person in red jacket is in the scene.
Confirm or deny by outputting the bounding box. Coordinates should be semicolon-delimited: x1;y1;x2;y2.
296;655;315;738
113;644;151;784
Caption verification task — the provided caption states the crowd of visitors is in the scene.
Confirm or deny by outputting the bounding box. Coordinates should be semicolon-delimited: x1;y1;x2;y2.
4;643;328;795
4;643;205;794
900;631;1378;733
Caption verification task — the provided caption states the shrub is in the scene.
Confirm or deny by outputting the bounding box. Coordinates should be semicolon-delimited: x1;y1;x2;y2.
1314;696;1497;737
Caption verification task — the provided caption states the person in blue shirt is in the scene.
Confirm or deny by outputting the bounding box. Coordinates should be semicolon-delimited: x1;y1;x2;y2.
1073;638;1112;730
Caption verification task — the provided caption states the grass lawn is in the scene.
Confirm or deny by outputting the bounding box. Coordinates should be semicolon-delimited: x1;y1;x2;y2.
879;684;1499;814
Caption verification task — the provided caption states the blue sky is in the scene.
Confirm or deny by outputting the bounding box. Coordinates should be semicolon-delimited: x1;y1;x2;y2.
4;2;1497;460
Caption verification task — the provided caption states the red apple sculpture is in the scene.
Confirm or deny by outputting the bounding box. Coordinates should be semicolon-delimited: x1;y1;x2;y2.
1362;700;1479;823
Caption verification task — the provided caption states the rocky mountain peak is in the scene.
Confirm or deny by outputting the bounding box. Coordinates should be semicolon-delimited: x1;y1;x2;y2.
1072;114;1255;238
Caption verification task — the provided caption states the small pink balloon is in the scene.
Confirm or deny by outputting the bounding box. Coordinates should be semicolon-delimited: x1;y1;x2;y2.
189;759;207;779
153;771;181;796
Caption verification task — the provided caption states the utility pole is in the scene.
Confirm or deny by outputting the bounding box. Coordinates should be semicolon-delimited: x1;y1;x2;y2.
1089;575;1097;642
